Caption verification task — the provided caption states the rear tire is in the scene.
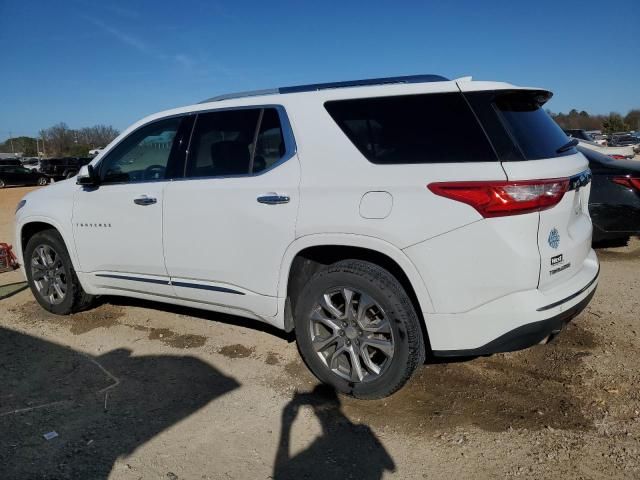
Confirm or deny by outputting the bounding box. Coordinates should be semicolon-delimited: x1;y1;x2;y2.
294;260;425;399
25;229;95;315
37;176;49;186
0;178;5;188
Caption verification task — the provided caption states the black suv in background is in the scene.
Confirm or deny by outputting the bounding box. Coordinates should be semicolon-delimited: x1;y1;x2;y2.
39;157;92;180
0;158;23;167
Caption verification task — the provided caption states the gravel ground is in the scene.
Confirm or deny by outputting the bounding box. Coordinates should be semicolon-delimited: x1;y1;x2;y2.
1;185;639;480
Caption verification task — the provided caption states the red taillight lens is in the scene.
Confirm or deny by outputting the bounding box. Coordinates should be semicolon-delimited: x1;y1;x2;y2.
608;154;627;160
612;176;640;191
428;179;570;218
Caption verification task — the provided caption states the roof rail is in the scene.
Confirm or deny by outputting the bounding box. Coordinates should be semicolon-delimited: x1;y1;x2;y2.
200;74;449;103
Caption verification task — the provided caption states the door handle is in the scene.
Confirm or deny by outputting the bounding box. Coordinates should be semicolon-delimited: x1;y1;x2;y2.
257;193;290;205
133;195;157;206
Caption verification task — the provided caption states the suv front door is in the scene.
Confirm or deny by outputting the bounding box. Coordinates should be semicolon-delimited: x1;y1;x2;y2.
72;116;191;296
163;107;300;317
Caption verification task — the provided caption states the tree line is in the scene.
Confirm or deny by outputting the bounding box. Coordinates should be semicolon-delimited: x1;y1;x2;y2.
549;109;640;134
0;123;119;157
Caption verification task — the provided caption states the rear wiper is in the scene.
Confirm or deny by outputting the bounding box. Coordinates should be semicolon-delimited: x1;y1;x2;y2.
556;138;579;153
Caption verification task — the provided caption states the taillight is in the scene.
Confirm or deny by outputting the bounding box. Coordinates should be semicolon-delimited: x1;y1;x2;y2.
608;154;627;160
428;179;570;218
611;176;640;191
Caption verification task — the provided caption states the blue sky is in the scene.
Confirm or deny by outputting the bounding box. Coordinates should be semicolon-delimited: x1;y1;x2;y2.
1;0;638;139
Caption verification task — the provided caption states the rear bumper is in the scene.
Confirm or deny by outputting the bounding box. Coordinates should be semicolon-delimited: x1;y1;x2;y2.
427;249;599;355
433;284;596;357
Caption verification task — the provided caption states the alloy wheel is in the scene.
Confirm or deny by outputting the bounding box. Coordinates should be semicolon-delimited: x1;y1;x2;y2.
309;287;395;383
30;245;67;305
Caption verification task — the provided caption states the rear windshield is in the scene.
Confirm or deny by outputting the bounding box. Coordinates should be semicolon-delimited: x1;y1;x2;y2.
324;92;497;164
489;90;575;160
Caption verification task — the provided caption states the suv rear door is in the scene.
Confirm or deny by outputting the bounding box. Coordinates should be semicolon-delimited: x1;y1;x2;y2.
162;107;300;317
461;86;592;291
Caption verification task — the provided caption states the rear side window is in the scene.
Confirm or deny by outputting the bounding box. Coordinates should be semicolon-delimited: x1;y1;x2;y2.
185;107;286;178
493;91;575;159
324;93;497;164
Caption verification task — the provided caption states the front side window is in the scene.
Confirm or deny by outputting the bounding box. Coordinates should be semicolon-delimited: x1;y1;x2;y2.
325;93;497;164
99;117;182;184
185;107;286;178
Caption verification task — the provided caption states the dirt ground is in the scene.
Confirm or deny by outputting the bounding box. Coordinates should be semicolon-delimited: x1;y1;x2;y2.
1;185;639;480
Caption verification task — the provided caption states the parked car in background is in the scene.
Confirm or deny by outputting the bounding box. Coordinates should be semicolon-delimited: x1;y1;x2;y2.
88;147;104;156
608;133;635;146
14;74;598;398
591;134;609;146
21;157;41;171
39;157;92;180
579;145;640;246
609;133;640;152
575;138;636;159
0;158;23;167
0;165;49;188
563;129;594;142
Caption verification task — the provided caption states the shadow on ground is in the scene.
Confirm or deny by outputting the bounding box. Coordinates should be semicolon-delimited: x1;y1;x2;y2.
0;281;28;300
273;385;395;480
107;295;293;341
0;327;239;479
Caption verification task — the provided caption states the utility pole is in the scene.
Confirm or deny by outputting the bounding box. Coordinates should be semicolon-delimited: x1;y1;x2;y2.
9;131;15;154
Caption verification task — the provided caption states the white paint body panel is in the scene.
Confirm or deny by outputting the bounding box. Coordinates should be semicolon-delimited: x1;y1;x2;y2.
425;250;598;351
162;158;301;317
72;182;173;296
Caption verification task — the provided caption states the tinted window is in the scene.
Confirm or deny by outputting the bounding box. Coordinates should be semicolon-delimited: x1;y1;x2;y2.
253;109;285;174
100;117;182;183
185;108;285;178
324;92;497;164
494;91;575;159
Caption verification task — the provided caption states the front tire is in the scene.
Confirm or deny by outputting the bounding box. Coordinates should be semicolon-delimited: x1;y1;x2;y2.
25;229;95;315
0;178;5;188
37;176;49;186
294;260;425;399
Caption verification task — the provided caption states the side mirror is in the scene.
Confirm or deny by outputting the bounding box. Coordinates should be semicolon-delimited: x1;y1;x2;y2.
76;164;99;186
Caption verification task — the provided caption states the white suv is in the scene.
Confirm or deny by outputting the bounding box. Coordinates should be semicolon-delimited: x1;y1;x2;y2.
14;75;599;398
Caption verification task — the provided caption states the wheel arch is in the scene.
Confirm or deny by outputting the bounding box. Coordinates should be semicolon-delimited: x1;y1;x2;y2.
278;235;435;338
18;217;80;272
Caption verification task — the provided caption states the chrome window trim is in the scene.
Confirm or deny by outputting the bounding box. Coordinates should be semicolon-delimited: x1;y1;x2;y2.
177;104;297;182
92;104;297;187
